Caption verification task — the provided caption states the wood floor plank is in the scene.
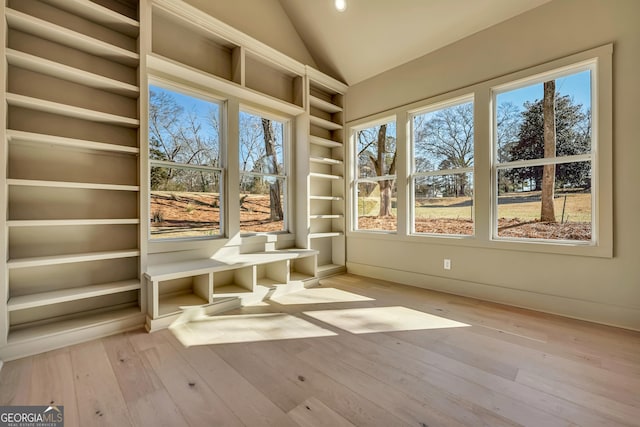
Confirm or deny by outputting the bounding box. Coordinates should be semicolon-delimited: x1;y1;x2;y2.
1;274;638;427
29;349;79;426
160;329;298;427
362;330;628;426
103;332;162;403
297;334;556;427
516;368;640;425
287;397;356;427
212;339;411;426
0;356;32;405
127;389;189;427
140;334;244;426
210;342;311;413
289;339;469;427
70;340;134;427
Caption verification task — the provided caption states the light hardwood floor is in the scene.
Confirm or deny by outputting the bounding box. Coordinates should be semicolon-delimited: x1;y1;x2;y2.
1;274;639;426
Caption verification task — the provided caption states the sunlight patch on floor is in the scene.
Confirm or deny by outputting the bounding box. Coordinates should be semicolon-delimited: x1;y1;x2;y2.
269;287;374;305
303;306;469;334
169;312;336;346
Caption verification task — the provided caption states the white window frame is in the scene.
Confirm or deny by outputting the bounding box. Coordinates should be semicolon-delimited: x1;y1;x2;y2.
147;79;226;241
238;106;291;235
351;116;398;234
491;60;597;246
345;44;611;257
409;95;475;237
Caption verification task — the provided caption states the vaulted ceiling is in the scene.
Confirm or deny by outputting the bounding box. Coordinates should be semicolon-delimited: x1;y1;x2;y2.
278;0;552;85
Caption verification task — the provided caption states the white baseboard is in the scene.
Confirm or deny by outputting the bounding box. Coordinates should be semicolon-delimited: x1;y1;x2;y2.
0;313;146;362
347;262;640;331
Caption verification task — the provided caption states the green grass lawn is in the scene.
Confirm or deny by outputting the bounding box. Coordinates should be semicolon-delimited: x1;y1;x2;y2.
358;191;591;223
496;192;591;222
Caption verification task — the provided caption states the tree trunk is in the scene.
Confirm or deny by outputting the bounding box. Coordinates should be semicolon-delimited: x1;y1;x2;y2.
379;179;393;217
541;80;556;222
374;124;396;217
261;119;283;221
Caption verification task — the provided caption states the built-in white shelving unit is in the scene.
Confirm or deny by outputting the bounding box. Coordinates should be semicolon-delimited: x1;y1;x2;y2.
302;67;348;276
1;0;142;360
0;0;350;360
5;8;139;65
149;0;306;115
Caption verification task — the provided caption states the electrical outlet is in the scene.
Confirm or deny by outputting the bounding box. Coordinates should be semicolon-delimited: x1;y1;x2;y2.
444;259;451;270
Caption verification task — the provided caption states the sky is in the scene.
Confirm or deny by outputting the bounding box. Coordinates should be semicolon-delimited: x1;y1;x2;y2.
496;69;591;113
150;85;284;172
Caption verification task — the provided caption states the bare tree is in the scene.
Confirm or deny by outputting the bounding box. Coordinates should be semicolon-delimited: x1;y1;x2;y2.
149;88;220;191
413;103;474;196
261;118;284;221
358;124;397;217
541;80;556;222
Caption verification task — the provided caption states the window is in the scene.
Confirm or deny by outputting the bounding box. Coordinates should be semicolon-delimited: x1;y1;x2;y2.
411;97;474;236
148;85;223;240
493;65;594;243
354;120;397;232
238;110;288;233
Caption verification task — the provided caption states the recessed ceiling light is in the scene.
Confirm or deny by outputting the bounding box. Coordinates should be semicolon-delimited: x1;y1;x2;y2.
335;0;347;12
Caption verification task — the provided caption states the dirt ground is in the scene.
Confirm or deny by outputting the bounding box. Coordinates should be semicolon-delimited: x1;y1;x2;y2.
359;216;591;241
150;192;591;241
150;192;283;237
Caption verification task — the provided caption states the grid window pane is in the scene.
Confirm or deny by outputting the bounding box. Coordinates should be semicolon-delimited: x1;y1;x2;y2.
239;111;287;233
356;180;397;232
239;175;285;233
494;68;593;243
355;121;397;233
150;167;221;239
149;86;221;167
496;162;592;241
411;99;474;236
414;173;473;236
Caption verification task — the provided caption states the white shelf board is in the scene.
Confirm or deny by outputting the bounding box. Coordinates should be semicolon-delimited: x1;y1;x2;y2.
317;264;346;277
310;195;343;201
213;284;253;295
7;129;139;154
158;292;209;317
310;172;342;181
8;280;141;312
309;95;342;114
310;115;343;131
309;214;343;220
8;305;141;345
7;249;140;269
5;9;139;66
310;156;343;166
255;277;284;287
309;232;344;239
6;49;139;97
309;135;342;148
40;0;140;37
147;53;304;117
7;178;139;192
289;272;314;282
307;66;348;94
6;93;140;128
7;219;140;227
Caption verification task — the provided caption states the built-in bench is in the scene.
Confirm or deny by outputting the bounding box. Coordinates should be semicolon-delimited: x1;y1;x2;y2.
144;249;318;331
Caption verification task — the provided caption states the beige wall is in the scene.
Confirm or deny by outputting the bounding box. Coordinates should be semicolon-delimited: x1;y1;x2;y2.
184;0;317;67
345;0;640;330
